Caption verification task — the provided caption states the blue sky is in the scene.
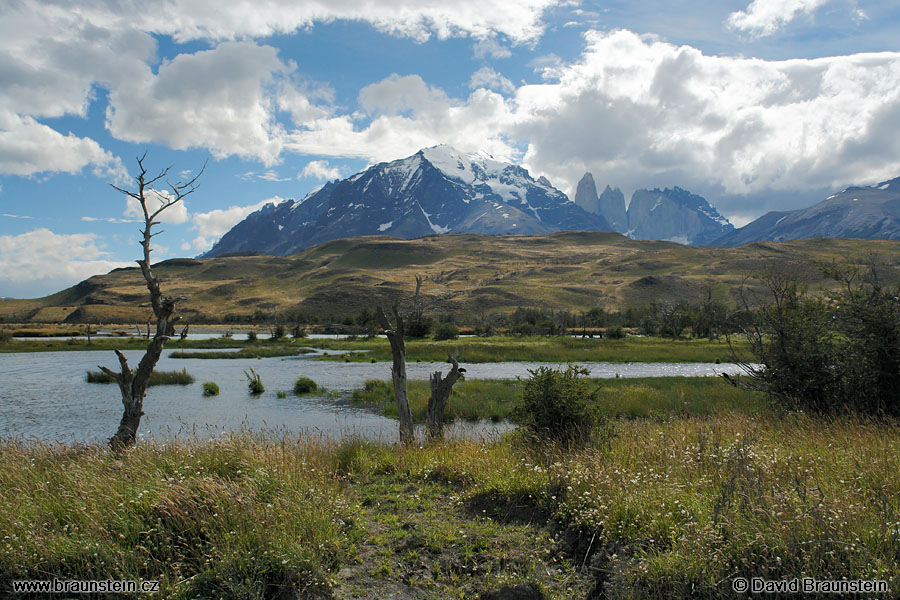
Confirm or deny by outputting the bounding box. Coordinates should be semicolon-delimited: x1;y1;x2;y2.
1;0;899;297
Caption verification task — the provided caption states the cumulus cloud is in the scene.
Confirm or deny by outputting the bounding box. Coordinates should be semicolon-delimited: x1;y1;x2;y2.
114;0;560;44
473;38;512;59
727;0;832;37
285;75;516;164
508;30;900;205
190;197;285;252
0;111;122;177
105;42;290;166
300;160;342;180
0;228;130;298
121;188;190;225
469;66;516;94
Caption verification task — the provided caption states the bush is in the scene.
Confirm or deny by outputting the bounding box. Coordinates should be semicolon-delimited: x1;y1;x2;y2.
294;376;318;395
276;390;288;399
606;325;626;339
515;365;600;444
243;368;264;395
202;382;219;397
740;265;900;416
433;322;459;341
246;330;258;343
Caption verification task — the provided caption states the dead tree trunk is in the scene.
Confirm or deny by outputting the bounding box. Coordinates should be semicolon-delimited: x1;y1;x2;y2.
100;153;202;450
377;303;415;445
426;350;465;442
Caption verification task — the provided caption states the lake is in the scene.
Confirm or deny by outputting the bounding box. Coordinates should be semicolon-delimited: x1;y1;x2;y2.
0;348;749;444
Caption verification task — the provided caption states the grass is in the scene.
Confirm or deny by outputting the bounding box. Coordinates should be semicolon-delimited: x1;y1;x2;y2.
1;411;898;599
0;336;254;354
0;332;749;363
85;368;195;386
169;344;315;359
4;234;900;325
311;335;749;363
351;376;770;423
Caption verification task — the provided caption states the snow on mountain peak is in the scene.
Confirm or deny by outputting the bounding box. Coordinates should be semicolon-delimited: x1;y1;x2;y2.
418;144;553;206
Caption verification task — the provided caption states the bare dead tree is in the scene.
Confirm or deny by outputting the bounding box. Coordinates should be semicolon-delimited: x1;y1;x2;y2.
426;349;465;442
99;153;204;450
375;275;423;446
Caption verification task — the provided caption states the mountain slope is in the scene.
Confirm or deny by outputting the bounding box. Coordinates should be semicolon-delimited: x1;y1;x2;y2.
205;146;611;257
5;233;900;324
714;177;900;246
626;187;734;245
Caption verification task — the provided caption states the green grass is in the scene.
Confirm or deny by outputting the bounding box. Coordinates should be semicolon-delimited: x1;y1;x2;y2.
0;336;257;354
85;368;195;386
2;412;898;599
169;344;315;359
351;376;769;423
310;335;748;363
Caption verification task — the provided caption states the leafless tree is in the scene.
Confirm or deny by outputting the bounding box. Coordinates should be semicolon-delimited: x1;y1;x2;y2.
99;153;204;450
376;275;425;445
377;303;415;446
426;349;465;442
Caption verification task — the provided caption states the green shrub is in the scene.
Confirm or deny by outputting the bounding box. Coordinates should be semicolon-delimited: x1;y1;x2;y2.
276;390;288;399
202;382;219;397
246;330;258;343
606;325;626;339
515;365;599;444
294;376;318;395
87;369;194;386
243;368;264;395
433;322;459;341
742;265;900;416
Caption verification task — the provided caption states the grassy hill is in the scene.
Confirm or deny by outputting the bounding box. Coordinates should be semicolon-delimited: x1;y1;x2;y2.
3;231;900;323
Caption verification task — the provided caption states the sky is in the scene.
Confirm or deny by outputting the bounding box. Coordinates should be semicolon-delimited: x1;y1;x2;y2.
1;0;899;298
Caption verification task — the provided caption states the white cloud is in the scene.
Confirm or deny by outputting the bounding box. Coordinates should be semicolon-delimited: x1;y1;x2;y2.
190;197;284;252
0;0;560;175
285;76;516;164
473;38;512;59
300;160;342;180
81;216;139;224
469;66;516;94
0;228;130;298
119;0;560;44
105;42;290;166
122;188;190;225
0;111;121;177
508;29;900;203
727;0;831;37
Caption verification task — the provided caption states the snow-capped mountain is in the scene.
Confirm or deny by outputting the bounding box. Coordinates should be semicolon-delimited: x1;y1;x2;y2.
625;187;734;245
203;145;611;257
713;176;900;246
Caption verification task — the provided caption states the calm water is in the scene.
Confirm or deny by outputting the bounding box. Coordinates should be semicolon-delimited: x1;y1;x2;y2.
0;349;748;444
